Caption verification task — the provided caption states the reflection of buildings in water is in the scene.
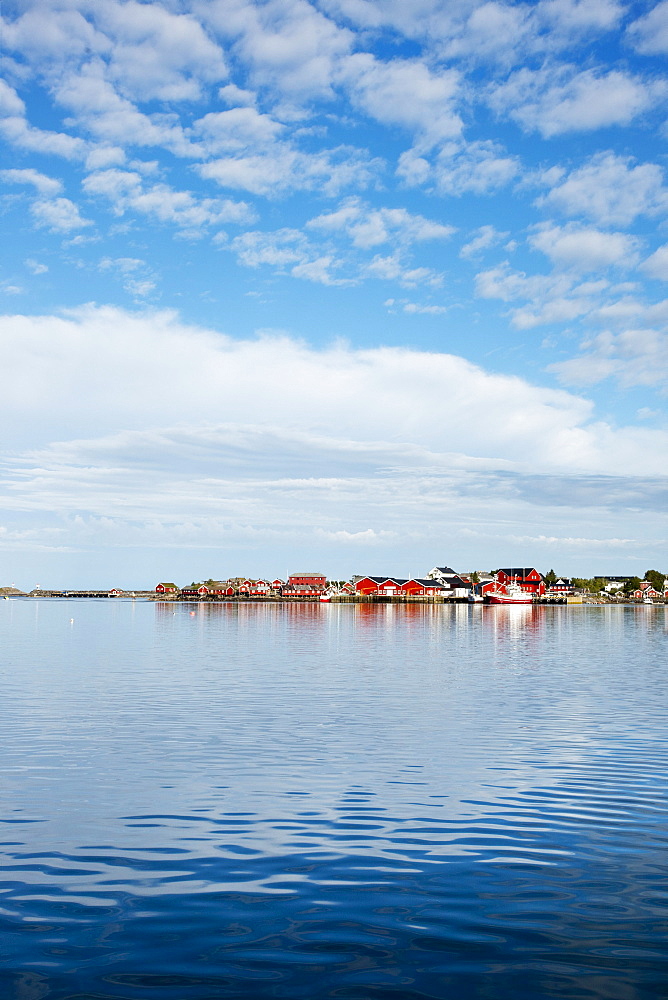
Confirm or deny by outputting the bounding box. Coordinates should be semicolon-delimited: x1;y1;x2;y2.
484;604;545;653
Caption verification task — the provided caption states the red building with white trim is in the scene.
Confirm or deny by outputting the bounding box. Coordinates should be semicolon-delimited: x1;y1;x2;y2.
495;568;545;596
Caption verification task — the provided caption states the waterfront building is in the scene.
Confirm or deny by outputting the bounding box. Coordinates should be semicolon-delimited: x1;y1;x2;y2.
494;568;545;596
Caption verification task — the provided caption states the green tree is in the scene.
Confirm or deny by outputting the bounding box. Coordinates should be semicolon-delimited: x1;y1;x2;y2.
470;571;479;584
623;577;642;596
545;568;557;585
644;569;665;591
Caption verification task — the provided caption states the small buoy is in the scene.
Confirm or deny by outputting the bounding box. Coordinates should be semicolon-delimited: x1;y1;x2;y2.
69;618;74;623
189;611;196;616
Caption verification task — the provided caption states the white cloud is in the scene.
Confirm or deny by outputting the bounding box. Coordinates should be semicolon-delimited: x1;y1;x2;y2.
53;60;198;157
460;225;509;259
343;53;462;147
307;198;455;248
0;79;26;116
550;327;668;390
537;152;668;225
641;244;668;281
83;169;254;230
193;107;285;153
627;0;668;55
197;0;354;102
25;259;48;275
397;140;519;195
1;303;665;479
489;65;663;136
197;143;380;198
0;114;85;159
529;224;641;272
91;0;228;102
385;299;448;315
322;0;623;64
99;256;156;298
230;228;311;269
1;304;666;577
363;253;443;288
474;261;609;328
0;168;63;196
30;198;92;233
1;3;105;65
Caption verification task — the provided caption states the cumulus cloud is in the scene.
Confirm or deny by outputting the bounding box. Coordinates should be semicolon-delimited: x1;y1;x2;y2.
30;198;92;233
0;168;63;196
197;142;380;198
460;225;509;259
307;198;455;248
0;114;85;159
475;262;607;328
529;223;641;272
489;65;663;136
343;53;463;147
537;152;668;225
197;0;354;101
627;1;668;55
83;168;254;231
91;0;228;102
640;244;668;281
550;327;668;390
398;140;519;196
322;0;623;65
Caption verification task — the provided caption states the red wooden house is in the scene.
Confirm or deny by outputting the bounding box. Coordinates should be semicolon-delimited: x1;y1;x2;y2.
495;568;545;596
288;572;326;590
156;582;178;594
401;578;446;597
354;577;446;597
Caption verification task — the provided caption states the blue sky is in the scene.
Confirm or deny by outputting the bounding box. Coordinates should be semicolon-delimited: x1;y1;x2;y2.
1;0;667;587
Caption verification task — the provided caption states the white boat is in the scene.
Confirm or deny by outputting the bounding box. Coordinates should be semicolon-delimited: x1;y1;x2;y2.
486;582;533;605
320;587;340;603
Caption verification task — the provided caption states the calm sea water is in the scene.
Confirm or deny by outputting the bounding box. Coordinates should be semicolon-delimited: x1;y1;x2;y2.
1;600;667;1000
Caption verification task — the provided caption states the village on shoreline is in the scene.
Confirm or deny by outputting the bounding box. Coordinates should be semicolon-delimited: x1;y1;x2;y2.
2;565;667;605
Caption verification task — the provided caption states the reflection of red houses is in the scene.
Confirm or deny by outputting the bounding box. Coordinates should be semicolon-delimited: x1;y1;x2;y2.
495;568;545;596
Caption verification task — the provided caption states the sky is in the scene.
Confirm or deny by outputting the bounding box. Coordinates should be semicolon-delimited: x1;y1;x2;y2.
1;0;667;588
